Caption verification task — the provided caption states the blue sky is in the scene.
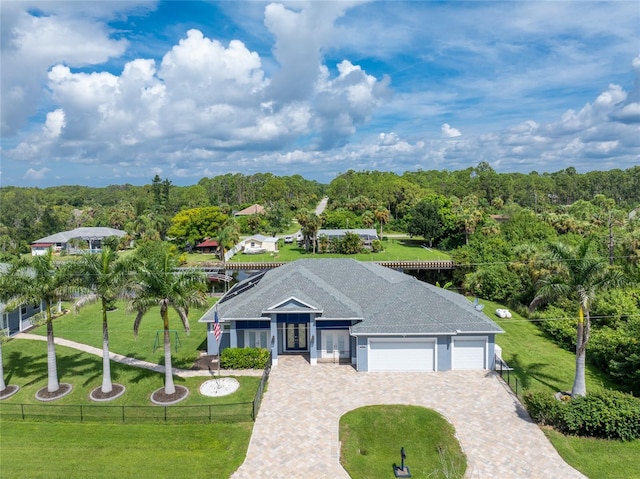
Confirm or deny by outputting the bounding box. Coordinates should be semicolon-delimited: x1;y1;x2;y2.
1;1;638;187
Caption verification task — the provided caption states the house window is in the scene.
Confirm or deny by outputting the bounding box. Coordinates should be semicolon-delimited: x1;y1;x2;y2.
33;303;40;311
245;330;269;348
21;305;27;315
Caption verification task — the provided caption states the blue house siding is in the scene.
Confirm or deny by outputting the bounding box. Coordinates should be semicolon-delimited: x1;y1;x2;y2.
1;301;43;336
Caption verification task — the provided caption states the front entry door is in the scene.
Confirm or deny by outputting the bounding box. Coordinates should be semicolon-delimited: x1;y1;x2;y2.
286;323;307;350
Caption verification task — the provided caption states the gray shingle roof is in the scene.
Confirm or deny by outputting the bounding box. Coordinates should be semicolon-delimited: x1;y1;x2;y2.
200;259;503;335
32;227;127;245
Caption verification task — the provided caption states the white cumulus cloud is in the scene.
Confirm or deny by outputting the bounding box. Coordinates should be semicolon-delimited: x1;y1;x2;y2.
441;123;462;138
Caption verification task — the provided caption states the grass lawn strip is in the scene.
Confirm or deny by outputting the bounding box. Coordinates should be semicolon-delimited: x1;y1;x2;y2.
340;405;466;479
0;421;252;479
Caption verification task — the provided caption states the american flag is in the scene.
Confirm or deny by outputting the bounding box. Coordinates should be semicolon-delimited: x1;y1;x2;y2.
213;309;221;342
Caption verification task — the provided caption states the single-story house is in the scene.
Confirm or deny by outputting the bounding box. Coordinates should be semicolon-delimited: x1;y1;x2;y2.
30;227;127;255
316;228;379;248
234;204;266;217
195;238;219;254
199;259;503;371
242;234;279;254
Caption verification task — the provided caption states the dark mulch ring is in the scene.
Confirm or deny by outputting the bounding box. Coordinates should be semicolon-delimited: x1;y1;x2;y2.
89;383;126;402
150;385;189;405
35;383;73;402
0;384;20;400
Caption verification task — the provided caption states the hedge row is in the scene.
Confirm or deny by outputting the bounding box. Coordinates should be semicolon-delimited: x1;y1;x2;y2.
524;390;640;441
220;347;270;369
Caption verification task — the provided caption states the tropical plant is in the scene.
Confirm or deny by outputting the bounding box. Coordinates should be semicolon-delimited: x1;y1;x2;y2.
529;238;626;397
0;250;79;394
216;220;241;263
374;206;390;236
72;248;134;395
297;210;322;253
129;244;207;396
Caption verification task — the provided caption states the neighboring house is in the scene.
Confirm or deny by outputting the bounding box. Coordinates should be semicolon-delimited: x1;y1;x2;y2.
316;228;379;248
234;204;266;217
30;227;127;256
242;234;279;254
0;264;44;336
199;259;503;371
195;238;219;254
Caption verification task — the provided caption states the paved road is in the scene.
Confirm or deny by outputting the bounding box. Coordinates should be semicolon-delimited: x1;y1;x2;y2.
232;356;586;479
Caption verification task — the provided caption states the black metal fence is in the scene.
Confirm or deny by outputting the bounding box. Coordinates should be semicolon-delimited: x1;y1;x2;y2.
1;355;274;425
0;401;253;424
495;354;522;398
252;351;272;420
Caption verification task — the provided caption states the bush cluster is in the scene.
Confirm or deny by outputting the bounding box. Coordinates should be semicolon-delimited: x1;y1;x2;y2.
220;347;270;369
524;390;640;441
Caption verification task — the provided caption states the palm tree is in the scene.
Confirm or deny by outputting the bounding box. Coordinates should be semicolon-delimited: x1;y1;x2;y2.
362;210;375;228
374;206;390;237
129;245;207;398
72;248;133;396
0;251;78;395
529;238;625;397
216;221;241;264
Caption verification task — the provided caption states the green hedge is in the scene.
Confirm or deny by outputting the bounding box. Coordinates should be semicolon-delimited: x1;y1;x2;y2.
524;390;640;441
221;347;270;369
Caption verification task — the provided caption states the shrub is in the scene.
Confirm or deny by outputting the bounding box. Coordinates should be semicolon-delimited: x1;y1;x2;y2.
371;239;383;252
523;391;564;425
221;347;270;369
524;390;640;441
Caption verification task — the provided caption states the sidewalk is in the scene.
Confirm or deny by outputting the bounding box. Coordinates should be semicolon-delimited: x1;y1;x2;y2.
12;333;263;377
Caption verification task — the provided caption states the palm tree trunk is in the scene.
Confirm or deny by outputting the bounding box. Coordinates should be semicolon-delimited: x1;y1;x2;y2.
162;308;175;395
46;303;60;392
571;306;588;397
101;301;113;393
0;341;6;391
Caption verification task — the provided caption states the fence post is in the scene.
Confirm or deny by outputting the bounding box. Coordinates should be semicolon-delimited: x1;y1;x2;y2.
164;406;167;423
122;405;125;424
209;405;212;423
21;404;25;420
80;405;83;423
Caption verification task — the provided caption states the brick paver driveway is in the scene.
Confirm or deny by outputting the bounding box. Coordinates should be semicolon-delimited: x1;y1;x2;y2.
232;356;585;479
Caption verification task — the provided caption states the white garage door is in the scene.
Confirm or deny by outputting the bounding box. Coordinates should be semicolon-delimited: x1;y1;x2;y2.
368;339;435;372
452;337;486;369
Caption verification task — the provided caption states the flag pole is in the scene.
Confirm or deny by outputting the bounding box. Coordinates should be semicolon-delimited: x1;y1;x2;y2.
214;306;222;378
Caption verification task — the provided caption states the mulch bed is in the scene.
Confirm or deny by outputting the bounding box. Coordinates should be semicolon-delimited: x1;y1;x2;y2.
0;385;20;400
90;383;126;402
35;383;73;402
150;385;189;405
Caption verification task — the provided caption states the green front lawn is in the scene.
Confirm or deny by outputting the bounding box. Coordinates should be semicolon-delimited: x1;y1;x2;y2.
221;237;451;263
544;429;640;479
0;420;252;479
0;295;257;478
30;298;215;370
340;405;466;479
